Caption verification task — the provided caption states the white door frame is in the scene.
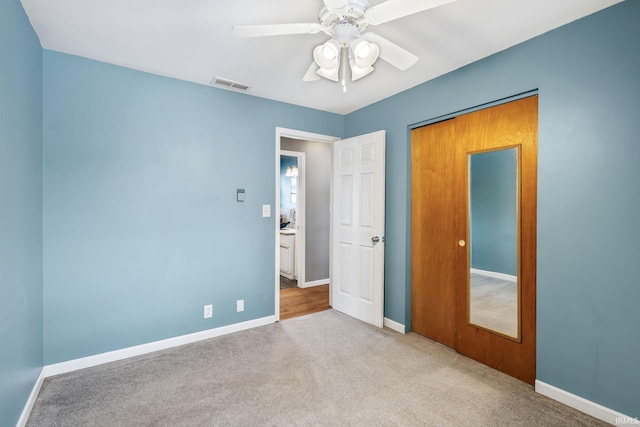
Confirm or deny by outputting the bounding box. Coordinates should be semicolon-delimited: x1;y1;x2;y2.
274;127;340;321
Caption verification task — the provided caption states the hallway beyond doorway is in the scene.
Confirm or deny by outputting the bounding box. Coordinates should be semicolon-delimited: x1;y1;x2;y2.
280;284;330;320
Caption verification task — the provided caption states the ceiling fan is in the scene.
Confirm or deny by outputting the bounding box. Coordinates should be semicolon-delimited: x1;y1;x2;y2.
232;0;455;89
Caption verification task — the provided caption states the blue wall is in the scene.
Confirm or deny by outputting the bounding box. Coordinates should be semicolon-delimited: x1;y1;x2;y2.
470;149;518;276
345;1;639;417
42;51;343;364
0;0;43;425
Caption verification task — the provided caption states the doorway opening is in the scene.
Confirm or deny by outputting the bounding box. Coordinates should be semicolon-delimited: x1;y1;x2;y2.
275;128;339;321
279;150;304;290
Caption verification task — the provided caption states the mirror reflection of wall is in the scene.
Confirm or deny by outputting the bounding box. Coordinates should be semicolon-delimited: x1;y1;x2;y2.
469;147;519;339
280;155;297;228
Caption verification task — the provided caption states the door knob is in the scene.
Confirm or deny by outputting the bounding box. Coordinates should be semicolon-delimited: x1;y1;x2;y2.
458;239;466;247
372;236;380;245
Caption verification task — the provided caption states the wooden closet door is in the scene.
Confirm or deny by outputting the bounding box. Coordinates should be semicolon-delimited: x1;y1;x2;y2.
411;118;460;348
454;96;537;385
411;96;537;384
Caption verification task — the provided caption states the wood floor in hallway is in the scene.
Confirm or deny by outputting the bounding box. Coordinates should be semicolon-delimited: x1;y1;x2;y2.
280;284;330;320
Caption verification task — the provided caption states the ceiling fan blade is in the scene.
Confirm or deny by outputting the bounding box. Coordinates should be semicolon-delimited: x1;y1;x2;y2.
303;62;321;81
323;0;349;12
363;32;418;70
232;23;321;38
365;0;455;25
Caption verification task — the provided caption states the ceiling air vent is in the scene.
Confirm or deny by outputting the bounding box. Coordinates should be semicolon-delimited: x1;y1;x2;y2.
210;77;250;92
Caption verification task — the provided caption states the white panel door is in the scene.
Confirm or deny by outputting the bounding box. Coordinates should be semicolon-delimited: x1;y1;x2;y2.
331;131;385;328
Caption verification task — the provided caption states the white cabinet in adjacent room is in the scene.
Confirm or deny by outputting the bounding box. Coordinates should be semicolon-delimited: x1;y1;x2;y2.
279;229;296;280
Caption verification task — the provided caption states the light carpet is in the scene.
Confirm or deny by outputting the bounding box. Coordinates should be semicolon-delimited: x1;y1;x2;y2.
27;310;606;426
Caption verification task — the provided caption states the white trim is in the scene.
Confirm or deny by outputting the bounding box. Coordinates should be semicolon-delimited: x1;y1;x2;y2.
300;278;330;288
383;317;406;334
470;268;517;282
43;316;274;377
535;380;633;425
276;127;340;144
16;369;46;427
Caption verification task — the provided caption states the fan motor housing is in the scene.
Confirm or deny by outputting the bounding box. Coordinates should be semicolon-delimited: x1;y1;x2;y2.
319;0;370;36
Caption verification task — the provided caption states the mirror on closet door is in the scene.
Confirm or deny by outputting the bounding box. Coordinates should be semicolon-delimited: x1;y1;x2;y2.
468;147;520;340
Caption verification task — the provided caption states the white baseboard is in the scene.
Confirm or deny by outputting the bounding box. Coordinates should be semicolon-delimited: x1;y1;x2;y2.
383;317;406;334
535;380;635;425
16;369;46;427
43;315;275;377
470;268;517;282
299;278;329;288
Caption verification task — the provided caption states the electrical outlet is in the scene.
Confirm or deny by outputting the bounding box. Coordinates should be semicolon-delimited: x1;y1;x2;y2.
237;299;244;312
204;304;213;319
262;204;271;217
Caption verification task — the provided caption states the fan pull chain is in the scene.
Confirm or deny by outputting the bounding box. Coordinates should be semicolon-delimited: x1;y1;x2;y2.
341;47;348;93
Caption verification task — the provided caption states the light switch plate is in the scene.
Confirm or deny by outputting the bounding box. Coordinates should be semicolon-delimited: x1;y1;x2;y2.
262;204;271;217
237;189;245;202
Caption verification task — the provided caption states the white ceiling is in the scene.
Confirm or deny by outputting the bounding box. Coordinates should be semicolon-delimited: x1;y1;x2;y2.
22;0;621;115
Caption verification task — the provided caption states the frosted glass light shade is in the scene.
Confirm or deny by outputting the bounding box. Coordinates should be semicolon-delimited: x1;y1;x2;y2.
350;38;379;69
313;40;341;70
350;63;374;81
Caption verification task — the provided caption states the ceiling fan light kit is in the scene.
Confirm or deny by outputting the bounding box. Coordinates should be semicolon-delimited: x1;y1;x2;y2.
351;38;379;67
349;62;374;81
232;0;456;86
317;63;341;81
314;40;340;65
